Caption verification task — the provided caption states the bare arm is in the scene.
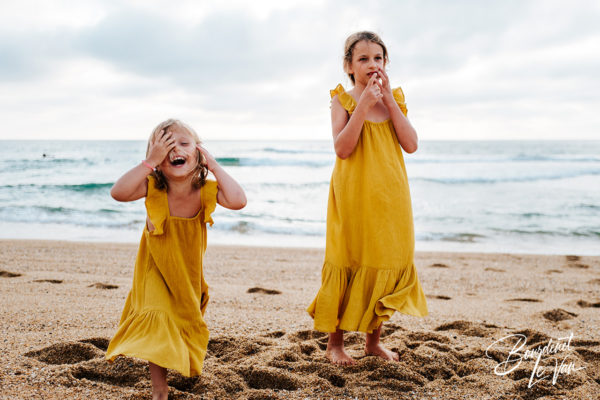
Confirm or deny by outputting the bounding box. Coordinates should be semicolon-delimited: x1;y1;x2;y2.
332;75;382;159
377;66;418;153
198;146;247;210
110;130;175;202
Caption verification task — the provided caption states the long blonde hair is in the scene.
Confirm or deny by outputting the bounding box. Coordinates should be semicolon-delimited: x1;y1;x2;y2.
146;119;208;191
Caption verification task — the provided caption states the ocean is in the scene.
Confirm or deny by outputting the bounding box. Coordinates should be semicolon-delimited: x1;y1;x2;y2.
0;140;598;255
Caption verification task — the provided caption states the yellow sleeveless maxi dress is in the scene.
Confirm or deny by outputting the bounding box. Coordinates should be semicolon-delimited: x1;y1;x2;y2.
307;84;428;334
105;175;218;377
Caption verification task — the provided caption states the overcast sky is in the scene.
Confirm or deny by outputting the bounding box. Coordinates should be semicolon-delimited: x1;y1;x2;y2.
1;0;598;141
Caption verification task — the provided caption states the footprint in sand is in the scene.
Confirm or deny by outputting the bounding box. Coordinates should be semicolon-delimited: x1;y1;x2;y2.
207;336;273;362
429;263;449;268
566;255;580;262
237;366;300;391
571;338;600;347
262;331;286;339
574;348;600;364
0;270;22;278
542;308;578;322
576;300;600;308
33;279;63;284
545;269;563;274
88;282;118;289
79;337;110;351
317;370;346;388
505;298;542;303
379;323;405;337
484;267;506;272
246;287;282;295
428;295;451;300
511;328;551;346
405;331;452;344
434;320;499;338
287;330;327;342
301;342;319;354
565;263;590;269
71;357;149;388
588;278;600;284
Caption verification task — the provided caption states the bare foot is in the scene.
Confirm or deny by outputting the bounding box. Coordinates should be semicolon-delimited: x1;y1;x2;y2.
326;344;356;366
326;330;356;366
365;324;399;361
365;342;399;361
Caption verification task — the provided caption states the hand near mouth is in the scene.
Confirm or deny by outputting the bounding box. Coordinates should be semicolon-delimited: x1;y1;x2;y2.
197;144;218;172
146;130;176;167
357;73;383;110
376;66;394;106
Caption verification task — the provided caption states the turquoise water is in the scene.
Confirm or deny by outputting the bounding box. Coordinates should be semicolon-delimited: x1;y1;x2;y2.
0;140;598;254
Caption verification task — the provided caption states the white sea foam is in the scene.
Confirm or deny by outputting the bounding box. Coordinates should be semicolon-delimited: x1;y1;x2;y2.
0;139;598;254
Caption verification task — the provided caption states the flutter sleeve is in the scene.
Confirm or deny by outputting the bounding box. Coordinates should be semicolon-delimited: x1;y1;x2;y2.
202;180;218;226
330;84;357;114
145;175;168;236
392;87;408;117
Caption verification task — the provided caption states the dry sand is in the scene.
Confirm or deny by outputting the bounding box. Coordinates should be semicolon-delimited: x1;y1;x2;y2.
0;239;599;399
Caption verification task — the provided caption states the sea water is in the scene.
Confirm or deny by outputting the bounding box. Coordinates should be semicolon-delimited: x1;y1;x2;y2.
0;140;598;255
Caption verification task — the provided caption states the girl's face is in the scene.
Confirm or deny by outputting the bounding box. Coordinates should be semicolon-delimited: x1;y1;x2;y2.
347;40;386;86
158;126;199;180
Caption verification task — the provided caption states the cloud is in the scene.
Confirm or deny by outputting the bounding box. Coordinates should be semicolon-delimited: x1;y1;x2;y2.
0;0;599;140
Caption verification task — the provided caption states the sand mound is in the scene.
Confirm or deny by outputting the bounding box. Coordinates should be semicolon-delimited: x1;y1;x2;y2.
24;342;103;365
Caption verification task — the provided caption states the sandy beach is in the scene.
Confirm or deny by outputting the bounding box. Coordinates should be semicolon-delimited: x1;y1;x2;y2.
0;239;599;399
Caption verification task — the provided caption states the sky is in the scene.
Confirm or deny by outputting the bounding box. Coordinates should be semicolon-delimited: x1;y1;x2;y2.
0;0;599;141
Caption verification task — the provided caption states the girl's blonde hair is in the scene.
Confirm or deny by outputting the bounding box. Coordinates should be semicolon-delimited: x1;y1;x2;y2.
146;118;208;191
343;31;389;84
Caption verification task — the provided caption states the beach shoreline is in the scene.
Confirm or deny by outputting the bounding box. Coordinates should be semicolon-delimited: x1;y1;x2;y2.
1;239;599;399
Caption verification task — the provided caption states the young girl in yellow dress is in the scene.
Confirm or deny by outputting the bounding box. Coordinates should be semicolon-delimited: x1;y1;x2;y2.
307;31;428;365
105;119;246;400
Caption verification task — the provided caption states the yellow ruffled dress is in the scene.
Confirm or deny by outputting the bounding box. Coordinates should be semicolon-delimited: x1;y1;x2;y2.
105;175;218;377
307;84;428;334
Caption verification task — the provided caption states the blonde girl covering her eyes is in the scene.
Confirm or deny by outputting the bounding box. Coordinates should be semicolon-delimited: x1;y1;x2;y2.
105;119;246;400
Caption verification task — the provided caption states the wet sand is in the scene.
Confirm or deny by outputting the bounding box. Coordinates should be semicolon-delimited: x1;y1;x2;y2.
0;239;599;399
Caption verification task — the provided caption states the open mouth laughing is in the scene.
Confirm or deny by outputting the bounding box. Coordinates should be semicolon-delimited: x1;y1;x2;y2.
169;153;186;167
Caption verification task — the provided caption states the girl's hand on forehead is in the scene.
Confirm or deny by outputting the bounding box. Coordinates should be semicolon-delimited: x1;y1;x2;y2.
358;73;383;110
197;144;217;172
147;129;176;166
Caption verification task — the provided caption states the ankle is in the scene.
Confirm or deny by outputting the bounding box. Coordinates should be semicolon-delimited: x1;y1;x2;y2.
328;330;345;347
327;339;345;349
152;385;169;398
152;390;168;400
365;325;383;346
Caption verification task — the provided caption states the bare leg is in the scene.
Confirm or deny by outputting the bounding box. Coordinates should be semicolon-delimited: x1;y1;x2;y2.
149;362;169;400
365;324;399;361
325;329;356;365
